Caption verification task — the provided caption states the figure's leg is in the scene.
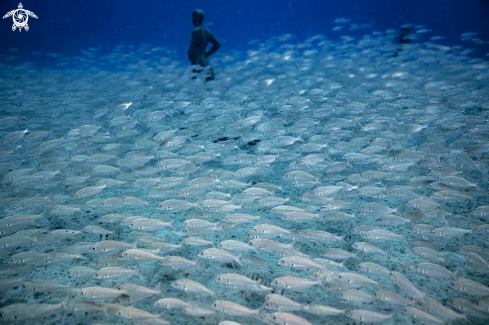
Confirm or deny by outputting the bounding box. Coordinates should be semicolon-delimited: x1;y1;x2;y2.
191;65;204;80
205;67;215;82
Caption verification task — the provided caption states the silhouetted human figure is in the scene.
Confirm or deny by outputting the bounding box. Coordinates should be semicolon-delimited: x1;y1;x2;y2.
393;27;411;57
399;27;412;44
188;9;221;81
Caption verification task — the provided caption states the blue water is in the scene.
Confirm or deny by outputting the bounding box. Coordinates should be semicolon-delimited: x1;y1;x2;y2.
1;0;489;64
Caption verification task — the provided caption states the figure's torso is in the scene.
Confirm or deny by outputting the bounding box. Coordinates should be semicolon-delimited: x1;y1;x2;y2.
188;26;211;66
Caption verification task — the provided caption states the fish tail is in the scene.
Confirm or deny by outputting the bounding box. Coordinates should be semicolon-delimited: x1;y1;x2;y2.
452;268;459;279
136;265;144;279
437;211;448;226
420;288;431;303
61;293;71;310
318;279;327;290
33;231;45;246
235;254;244;267
102;306;110;320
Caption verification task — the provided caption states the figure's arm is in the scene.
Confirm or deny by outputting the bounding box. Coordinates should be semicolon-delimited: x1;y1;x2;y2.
205;32;221;58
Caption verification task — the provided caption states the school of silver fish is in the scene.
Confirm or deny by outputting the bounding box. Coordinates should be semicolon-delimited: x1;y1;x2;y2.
0;22;489;325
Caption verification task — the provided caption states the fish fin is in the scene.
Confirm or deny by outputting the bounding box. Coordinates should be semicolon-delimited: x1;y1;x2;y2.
33;231;45;246
217;225;226;233
394;203;403;215
101;306;110;320
256;305;265;312
475;177;483;191
289;239;297;250
136;265;144;279
452;268;459;279
318;279;327;290
39;210;48;220
437;211;448;226
419;288;431;303
158;311;168;319
194;258;201;267
476;158;486;175
61;293;71;310
235;254;244;267
319;215;327;225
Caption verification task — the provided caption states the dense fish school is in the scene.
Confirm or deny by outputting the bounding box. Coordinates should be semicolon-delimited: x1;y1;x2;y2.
1;26;489;325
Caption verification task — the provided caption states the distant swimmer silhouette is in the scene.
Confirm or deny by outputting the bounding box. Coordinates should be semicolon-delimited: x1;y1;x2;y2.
393;27;412;57
188;9;221;81
399;27;412;44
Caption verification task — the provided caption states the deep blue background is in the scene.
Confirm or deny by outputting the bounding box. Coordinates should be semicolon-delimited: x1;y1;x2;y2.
1;0;488;64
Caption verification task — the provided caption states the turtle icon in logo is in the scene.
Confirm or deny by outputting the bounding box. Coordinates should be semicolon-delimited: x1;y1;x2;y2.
3;3;38;32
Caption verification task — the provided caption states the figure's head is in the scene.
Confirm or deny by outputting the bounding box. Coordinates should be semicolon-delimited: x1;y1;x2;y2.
192;9;205;27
